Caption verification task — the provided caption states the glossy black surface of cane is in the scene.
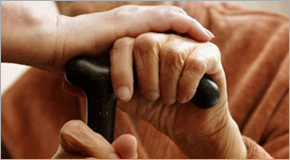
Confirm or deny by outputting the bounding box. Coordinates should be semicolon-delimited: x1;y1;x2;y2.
65;55;220;143
65;55;116;143
191;76;220;109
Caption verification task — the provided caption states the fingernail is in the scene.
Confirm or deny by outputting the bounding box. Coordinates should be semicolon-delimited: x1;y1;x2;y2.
117;86;130;101
109;153;121;159
204;28;215;38
146;92;160;101
165;98;176;105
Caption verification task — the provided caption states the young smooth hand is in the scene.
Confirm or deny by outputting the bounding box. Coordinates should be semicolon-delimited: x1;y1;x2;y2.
2;2;213;74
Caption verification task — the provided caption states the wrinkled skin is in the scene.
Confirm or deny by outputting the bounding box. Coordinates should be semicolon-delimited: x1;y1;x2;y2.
1;1;247;159
2;33;246;159
1;68;140;159
106;33;246;158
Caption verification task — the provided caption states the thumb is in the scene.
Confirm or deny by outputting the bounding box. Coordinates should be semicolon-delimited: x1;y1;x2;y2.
113;134;138;159
59;120;120;159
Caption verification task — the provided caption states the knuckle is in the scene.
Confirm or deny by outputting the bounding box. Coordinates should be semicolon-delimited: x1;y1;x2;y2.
211;43;222;60
161;8;175;18
114;37;133;47
136;33;155;43
210;42;220;51
185;58;206;75
162;47;184;71
60;120;83;140
160;6;185;17
171;6;186;14
134;33;156;53
111;37;134;53
198;42;221;66
200;42;219;52
122;5;140;12
205;42;220;54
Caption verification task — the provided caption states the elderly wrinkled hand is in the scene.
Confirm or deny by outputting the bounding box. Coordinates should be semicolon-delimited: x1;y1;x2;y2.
52;120;137;159
106;33;247;159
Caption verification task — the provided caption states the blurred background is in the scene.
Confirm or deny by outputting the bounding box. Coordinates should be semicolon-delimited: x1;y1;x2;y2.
1;1;289;93
232;1;289;15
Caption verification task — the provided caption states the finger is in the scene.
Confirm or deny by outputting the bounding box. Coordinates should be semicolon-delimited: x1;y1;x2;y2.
177;43;220;104
110;37;135;102
52;146;91;159
160;37;191;105
133;33;166;101
59;120;120;159
112;134;138;159
112;5;214;42
140;6;214;41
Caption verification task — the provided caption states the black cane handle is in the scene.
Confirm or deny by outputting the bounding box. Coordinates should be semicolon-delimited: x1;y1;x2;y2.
65;55;220;143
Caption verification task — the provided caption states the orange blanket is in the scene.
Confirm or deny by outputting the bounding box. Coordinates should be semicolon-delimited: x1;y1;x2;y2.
1;1;289;159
